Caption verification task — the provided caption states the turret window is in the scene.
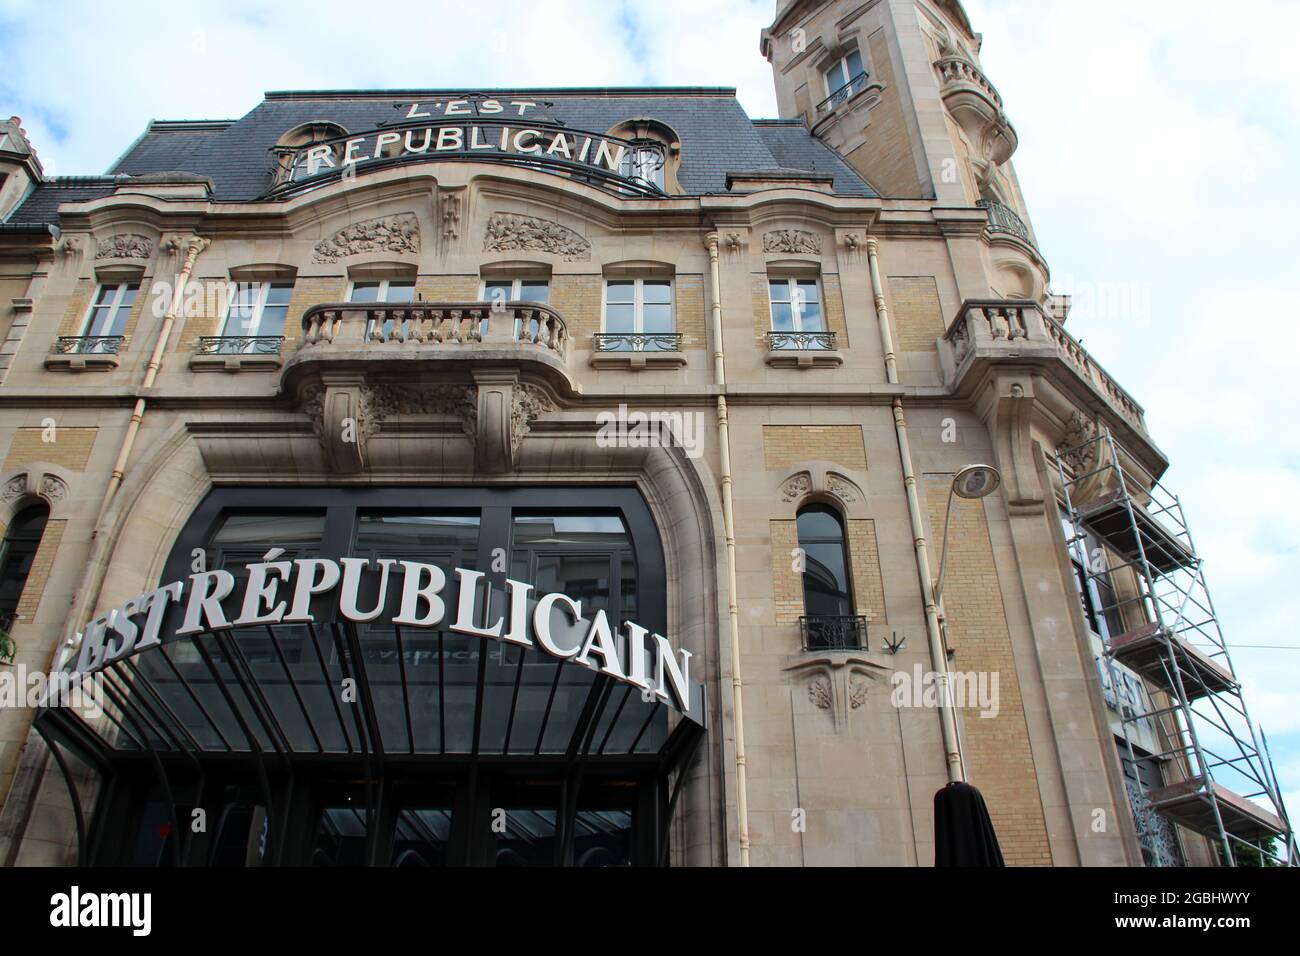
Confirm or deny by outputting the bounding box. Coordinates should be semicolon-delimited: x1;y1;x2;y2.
824;50;868;107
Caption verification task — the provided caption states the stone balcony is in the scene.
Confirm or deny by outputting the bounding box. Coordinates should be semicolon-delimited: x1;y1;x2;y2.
280;301;576;475
941;299;1149;440
935;55;1017;167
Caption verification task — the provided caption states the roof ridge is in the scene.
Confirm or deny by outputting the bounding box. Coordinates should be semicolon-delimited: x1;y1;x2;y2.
262;86;739;101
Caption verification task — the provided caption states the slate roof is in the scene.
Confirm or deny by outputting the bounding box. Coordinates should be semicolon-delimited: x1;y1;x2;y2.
9;88;877;226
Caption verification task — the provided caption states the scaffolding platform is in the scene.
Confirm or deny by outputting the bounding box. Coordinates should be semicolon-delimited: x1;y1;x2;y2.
1110;624;1238;700
1077;493;1196;574
1059;429;1296;866
1148;778;1286;844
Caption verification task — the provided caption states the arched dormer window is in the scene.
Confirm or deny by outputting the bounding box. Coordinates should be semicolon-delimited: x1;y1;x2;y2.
796;503;862;649
273;121;349;186
607;119;681;194
0;502;50;636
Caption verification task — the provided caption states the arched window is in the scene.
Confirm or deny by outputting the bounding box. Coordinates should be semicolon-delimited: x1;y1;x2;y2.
272;121;349;186
796;504;861;649
607;119;680;194
0;502;50;632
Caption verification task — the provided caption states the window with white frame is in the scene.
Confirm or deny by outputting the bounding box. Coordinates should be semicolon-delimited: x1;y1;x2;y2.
349;279;415;341
218;282;293;352
767;278;829;349
348;279;416;304
79;282;139;351
481;278;550;341
601;279;675;351
823;50;867;107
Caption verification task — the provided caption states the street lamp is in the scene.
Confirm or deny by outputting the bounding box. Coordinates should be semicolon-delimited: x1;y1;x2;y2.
933;464;1001;604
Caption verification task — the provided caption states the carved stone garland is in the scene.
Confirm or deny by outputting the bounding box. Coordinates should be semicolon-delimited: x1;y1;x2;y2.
483;213;591;261
312;213;421;263
95;234;153;260
762;229;822;255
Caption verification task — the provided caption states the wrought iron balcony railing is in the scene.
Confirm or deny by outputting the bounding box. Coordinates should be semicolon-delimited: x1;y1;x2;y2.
51;335;124;355
592;332;682;353
976;199;1035;248
817;72;871;113
767;330;837;351
799;614;868;651
197;335;285;355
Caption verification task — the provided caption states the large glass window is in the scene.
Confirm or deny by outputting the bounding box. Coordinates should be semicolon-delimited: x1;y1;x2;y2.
94;487;681;868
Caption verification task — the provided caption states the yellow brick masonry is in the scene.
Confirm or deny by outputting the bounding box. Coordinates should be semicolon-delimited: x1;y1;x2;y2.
549;274;601;342
770;518;887;626
13;518;64;625
762;425;867;472
925;476;1052;865
2;427;97;472
888;276;946;352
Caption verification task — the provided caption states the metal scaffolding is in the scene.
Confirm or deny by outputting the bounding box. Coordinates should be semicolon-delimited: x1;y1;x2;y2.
1058;428;1296;867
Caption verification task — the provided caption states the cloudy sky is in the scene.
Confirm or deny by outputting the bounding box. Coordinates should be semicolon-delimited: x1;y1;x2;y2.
3;0;1297;843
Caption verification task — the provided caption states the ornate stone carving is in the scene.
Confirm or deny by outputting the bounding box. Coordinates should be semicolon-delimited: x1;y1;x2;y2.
439;190;462;243
313;213;420;262
57;236;83;257
39;474;67;502
95;233;152;260
809;678;832;711
825;473;861;503
510;383;555;455
762;229;821;255
725;232;742;253
483;213;591;261
1056;410;1098;474
2;474;26;501
849;676;869;709
780;471;812;502
299;376;550;475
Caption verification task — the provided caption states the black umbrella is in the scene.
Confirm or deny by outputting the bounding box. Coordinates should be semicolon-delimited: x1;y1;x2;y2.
934;781;1005;866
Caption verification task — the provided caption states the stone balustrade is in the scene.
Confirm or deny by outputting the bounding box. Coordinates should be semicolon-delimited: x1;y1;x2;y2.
298;301;569;359
946;299;1147;433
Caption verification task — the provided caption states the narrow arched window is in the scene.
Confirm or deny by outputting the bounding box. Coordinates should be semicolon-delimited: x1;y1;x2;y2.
796;504;860;649
0;502;50;632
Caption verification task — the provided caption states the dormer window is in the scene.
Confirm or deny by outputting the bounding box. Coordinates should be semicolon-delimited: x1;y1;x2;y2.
619;141;666;190
607;120;680;194
823;50;867;108
273;121;349;186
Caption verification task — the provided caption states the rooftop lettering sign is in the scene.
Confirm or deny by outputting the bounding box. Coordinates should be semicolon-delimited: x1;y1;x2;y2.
59;556;702;724
270;116;662;198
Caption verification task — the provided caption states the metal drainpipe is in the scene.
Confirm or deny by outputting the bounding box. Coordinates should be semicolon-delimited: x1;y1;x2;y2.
704;231;751;865
91;235;208;532
866;236;965;784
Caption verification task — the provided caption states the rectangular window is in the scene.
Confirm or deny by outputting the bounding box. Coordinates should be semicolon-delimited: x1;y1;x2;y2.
81;282;139;346
824;50;867;106
481;278;550;340
767;278;831;350
348;279;415;341
220;281;293;340
601;278;674;351
348;279;416;304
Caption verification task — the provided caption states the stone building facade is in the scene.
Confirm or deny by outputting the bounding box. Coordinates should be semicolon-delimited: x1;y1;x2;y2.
0;1;1287;867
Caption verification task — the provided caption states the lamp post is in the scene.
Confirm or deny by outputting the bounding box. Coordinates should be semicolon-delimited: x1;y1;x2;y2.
933;464;1002;605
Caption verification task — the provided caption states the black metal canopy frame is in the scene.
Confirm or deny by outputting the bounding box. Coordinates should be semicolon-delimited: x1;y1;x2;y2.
34;618;706;867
